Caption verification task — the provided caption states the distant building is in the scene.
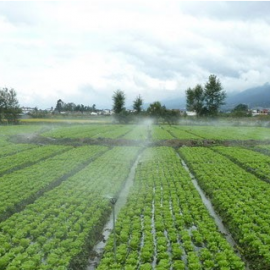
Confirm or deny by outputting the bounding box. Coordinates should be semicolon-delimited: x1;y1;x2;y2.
186;111;197;116
251;108;269;116
99;109;113;115
21;107;35;114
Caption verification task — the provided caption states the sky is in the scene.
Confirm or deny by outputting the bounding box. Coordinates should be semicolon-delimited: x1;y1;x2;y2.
0;1;270;109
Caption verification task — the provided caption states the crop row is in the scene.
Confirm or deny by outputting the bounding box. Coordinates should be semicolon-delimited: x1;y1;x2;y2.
179;147;270;269
0;125;44;136
122;125;149;140
150;126;174;140
0;145;69;175
164;126;202;140
172;126;270;141
29;124;270;141
0;137;10;147
41;125;133;139
255;145;270;152
0;145;107;221
0;146;140;270
91;125;133;139
97;147;244;270
0;143;36;158
41;125;113;138
212;146;270;182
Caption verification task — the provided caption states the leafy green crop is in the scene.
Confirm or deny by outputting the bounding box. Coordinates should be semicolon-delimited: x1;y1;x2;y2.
179;146;270;269
0;146;140;269
97;147;245;269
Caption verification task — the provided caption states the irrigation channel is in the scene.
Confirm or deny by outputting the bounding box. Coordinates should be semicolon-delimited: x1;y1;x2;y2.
179;155;250;270
87;154;142;269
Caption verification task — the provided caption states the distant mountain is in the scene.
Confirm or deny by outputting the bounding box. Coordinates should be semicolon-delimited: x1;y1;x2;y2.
163;83;270;111
224;82;270;110
159;97;186;110
140;83;270;111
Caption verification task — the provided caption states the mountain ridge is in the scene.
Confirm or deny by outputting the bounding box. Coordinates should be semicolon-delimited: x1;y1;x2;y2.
156;83;270;110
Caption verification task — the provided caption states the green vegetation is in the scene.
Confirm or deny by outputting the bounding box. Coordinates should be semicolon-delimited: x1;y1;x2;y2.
0;144;36;158
150;125;174;140
0;88;21;124
0;146;140;269
212;146;270;181
0;145;68;175
186;74;226;116
0;146;106;221
179;147;270;269
97;147;244;270
1;123;270;270
169;125;270;140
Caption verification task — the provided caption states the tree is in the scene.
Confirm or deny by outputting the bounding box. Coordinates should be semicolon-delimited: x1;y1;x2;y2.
112;90;125;114
55;99;65;113
133;95;143;113
112;90;129;123
186;87;195;111
65;102;76;112
0;87;22;123
231;103;250;117
185;75;226;117
186;84;204;116
29;107;49;118
79;104;85;113
147;101;166;123
163;109;180;125
232;103;248;112
204;74;226;116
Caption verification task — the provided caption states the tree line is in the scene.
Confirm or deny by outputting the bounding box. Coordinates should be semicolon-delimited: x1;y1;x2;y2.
1;74;253;124
112;74;227;123
112;90;180;124
54;99;96;113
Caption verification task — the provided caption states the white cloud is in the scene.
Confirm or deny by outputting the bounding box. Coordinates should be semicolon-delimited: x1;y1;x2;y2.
0;1;269;109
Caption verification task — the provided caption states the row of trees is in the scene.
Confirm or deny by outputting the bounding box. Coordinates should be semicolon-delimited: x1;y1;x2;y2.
55;99;96;113
0;88;21;123
0;74;251;125
112;74;226;123
112;90;180;124
186;75;226;116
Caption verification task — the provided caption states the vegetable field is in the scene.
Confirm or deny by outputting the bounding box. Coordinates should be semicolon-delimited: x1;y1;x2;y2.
1;123;270;269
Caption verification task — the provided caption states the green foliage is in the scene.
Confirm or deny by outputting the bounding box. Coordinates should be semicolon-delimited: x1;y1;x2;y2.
147;101;165;123
112;89;125;114
133;95;143;113
172;260;185;270
55;99;65;113
204;74;226;116
231;103;251;117
186;84;204;115
54;100;95;113
185;74;226;116
0;145;140;270
97;146;245;270
0;87;22;123
162;109;180;125
112;90;132;123
180;146;270;269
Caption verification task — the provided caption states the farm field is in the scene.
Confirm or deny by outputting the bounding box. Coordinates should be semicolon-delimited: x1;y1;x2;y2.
0;123;270;269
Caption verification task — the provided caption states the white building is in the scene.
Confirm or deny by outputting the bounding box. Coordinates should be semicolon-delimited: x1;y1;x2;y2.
186;111;197;116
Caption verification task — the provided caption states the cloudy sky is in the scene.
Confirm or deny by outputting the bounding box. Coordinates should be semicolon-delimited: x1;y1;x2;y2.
0;1;270;109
